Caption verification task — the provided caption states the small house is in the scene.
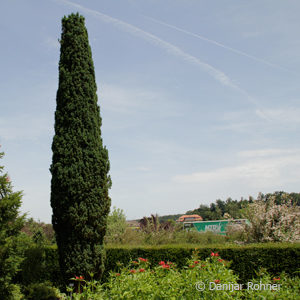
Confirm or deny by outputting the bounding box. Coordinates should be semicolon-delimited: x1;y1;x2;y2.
176;214;203;222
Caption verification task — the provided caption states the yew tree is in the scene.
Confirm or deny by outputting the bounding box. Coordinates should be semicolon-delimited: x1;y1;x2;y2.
50;13;111;281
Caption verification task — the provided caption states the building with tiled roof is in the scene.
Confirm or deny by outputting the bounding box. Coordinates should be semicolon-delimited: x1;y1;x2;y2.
176;214;203;222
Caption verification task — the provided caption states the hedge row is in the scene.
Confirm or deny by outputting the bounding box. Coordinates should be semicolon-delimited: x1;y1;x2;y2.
104;243;300;283
17;243;300;288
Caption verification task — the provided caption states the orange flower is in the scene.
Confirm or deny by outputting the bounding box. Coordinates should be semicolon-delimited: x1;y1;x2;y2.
273;277;280;281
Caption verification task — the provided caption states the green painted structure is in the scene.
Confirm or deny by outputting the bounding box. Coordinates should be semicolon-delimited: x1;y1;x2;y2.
183;219;250;235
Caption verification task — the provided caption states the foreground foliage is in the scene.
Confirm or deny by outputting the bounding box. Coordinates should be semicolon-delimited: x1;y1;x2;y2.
63;252;299;299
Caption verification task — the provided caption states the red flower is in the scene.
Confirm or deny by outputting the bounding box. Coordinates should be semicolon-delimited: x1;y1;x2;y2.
214;279;220;284
159;261;165;265
138;257;148;262
129;269;136;274
132;261;139;264
189;265;195;268
75;275;84;280
162;264;170;269
115;273;121;276
273;277;280;281
139;268;145;272
211;252;219;257
194;261;199;265
218;259;224;263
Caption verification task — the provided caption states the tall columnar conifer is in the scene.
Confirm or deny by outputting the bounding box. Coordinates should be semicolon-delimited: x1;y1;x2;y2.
50;13;111;281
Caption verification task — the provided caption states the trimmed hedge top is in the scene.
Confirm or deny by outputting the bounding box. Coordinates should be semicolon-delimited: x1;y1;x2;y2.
19;243;300;288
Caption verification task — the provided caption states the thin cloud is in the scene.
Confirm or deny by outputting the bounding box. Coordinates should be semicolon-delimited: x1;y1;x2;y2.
256;107;300;124
238;148;300;158
56;0;246;93
143;15;291;73
173;148;300;188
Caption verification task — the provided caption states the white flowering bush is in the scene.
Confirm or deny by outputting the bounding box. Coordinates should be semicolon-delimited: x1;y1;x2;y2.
242;194;300;243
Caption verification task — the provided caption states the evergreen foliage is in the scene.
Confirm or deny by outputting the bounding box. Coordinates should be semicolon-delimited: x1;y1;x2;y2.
50;13;111;282
0;146;26;299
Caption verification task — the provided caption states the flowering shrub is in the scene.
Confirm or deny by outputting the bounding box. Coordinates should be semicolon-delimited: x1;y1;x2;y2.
241;194;300;242
242;271;300;299
63;251;300;299
78;252;240;299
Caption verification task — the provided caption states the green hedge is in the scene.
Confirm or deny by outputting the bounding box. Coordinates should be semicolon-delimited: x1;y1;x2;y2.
104;243;300;283
18;243;300;287
17;245;63;289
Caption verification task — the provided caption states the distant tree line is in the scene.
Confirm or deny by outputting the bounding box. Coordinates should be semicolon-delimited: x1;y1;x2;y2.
159;214;183;223
158;191;300;222
186;197;251;220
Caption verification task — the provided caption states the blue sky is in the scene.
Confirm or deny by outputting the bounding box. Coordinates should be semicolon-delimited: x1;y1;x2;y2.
1;0;300;222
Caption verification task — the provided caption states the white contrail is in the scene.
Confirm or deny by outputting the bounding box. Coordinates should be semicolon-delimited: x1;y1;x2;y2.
55;0;270;118
143;15;290;73
56;0;240;91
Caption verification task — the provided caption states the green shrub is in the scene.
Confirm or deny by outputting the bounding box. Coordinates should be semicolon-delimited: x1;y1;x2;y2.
19;245;63;289
104;207;127;244
63;252;300;299
5;284;23;300
105;225;229;246
24;281;62;300
242;271;300;299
